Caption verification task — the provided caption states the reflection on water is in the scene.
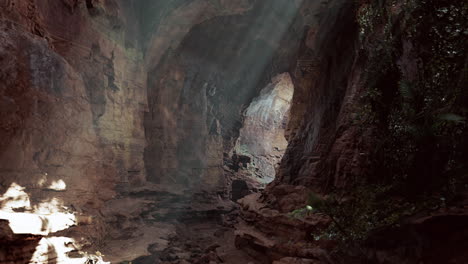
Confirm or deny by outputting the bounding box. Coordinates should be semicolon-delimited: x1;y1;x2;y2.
0;182;109;264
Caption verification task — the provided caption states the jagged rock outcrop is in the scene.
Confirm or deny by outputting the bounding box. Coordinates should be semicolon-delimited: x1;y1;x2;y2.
235;191;332;264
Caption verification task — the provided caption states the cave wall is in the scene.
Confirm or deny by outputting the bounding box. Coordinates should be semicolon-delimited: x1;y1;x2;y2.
0;0;320;262
275;0;364;192
273;0;467;201
143;0;318;194
237;0;468;263
0;0;322;206
0;0;148;260
0;0;147;210
5;0;463;263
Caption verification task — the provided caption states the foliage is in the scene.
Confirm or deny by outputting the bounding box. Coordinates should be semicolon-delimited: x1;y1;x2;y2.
357;0;467;191
291;187;449;246
299;0;468;247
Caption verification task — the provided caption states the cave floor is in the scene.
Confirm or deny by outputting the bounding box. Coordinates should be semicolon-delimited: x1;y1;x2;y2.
128;215;260;264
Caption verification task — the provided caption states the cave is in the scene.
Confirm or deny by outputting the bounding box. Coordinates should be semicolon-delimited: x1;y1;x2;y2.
1;0;467;264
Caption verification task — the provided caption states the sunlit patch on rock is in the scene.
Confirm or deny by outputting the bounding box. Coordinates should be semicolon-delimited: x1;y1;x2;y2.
0;183;108;263
0;183;76;235
0;183;32;212
47;180;67;191
29;237;109;264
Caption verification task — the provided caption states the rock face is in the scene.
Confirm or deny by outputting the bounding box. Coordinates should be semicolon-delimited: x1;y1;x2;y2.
0;0;148;197
0;0;148;262
275;0;363;191
235;0;468;263
142;0;258;190
234;73;293;186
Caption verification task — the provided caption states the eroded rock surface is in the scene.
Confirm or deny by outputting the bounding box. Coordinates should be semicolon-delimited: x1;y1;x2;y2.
233;73;293;186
